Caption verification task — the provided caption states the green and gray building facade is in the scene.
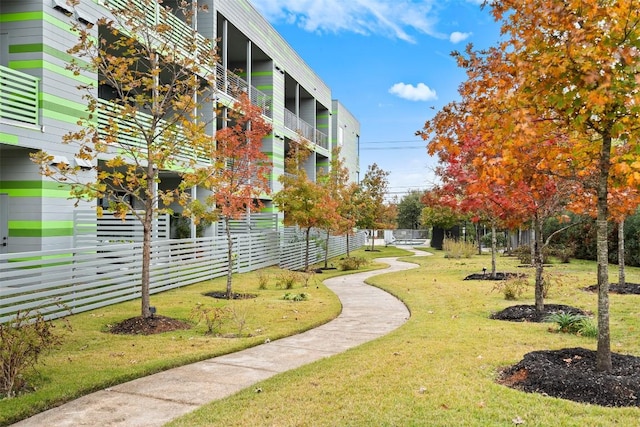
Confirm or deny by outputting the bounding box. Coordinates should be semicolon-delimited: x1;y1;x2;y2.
0;0;361;254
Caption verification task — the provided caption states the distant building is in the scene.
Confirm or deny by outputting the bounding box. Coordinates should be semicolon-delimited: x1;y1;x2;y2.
0;0;360;253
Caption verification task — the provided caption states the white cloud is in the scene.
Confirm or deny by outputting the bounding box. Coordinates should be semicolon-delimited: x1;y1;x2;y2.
250;0;445;43
449;31;472;43
388;82;437;101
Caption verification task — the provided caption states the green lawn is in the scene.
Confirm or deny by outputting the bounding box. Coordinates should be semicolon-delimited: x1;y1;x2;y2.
168;250;640;426
5;246;640;426
0;247;408;426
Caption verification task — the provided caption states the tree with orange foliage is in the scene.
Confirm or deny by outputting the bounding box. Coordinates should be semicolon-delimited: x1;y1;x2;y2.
318;147;357;268
491;0;640;372
182;93;272;299
273;140;339;271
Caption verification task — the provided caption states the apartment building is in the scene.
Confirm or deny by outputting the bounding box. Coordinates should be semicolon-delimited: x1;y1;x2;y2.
0;0;361;254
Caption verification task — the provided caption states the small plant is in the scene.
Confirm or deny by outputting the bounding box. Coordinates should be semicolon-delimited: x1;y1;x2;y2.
443;239;476;259
190;303;229;335
576;317;598;338
0;309;69;398
541;271;569;298
256;270;270;290
493;277;528;300
338;256;369;271
301;270;316;288
229;303;249;337
544;312;591;335
283;293;309;301
276;270;300;289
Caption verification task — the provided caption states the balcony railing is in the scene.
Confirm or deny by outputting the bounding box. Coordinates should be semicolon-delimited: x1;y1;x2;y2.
215;63;272;118
0;65;40;126
100;1;273;119
284;108;328;149
97;99;211;164
102;0;209;55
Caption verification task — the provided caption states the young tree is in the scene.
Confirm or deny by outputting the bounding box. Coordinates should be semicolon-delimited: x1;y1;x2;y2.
181;93;272;299
273;141;338;270
358;164;393;251
492;0;640;373
317;147;355;268
31;0;217;320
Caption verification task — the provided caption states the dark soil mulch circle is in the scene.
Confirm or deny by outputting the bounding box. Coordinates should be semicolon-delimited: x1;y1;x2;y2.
584;282;640;294
464;272;525;280
108;315;191;335
498;347;640;407
204;291;258;300
490;304;588;322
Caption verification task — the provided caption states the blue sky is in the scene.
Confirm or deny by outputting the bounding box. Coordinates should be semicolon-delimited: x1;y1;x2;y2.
250;0;503;200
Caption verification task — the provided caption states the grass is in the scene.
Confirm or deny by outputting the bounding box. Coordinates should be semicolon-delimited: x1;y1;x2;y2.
0;247;406;426
6;246;640;426
167;250;640;427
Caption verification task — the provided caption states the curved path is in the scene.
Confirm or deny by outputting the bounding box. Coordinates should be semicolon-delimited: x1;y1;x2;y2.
12;252;422;427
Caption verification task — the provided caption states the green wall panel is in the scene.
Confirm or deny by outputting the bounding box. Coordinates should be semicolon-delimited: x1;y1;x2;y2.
0;133;20;145
0;181;72;198
9;220;74;237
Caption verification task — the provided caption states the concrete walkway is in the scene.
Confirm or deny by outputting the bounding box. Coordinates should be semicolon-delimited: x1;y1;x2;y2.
12;252;422;427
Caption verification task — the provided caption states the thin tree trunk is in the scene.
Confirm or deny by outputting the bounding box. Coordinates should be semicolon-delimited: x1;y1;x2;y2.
141;167;155;319
225;217;234;299
370;229;376;251
141;206;152;318
530;227;535;267
304;227;311;271
490;223;497;277
534;215;545;313
618;219;625;287
346;233;351;257
323;229;330;269
596;130;612;372
476;223;481;255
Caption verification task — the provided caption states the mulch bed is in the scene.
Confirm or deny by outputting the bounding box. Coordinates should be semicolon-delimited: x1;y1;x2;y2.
108;315;191;335
584;282;640;294
464;272;524;280
204;291;258;300
490;304;588;323
498;347;640;407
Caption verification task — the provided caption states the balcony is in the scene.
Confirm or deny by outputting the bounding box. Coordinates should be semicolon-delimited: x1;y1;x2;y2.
100;0;272;119
215;63;272;118
0;65;40;127
284;108;328;149
97;99;211;164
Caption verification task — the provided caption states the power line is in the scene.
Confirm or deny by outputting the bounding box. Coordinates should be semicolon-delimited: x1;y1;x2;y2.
361;146;425;150
360;139;424;145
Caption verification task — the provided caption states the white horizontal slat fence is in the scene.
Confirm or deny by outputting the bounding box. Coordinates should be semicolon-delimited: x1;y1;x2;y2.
74;211;170;247
1;229;365;323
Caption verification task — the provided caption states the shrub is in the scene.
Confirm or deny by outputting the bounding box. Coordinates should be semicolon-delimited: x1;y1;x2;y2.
550;245;574;263
338;256;369;271
0;310;68;398
256;270;270;290
190;303;229;335
229;304;249;337
276;270;300;289
514;245;532;264
541;271;569;299
442;239;475;259
300;270;316;287
493;277;528;300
